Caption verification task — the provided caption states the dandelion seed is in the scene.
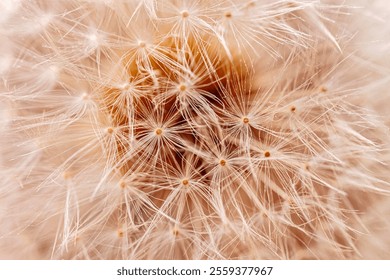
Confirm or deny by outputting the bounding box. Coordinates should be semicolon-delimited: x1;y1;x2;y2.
117;229;124;238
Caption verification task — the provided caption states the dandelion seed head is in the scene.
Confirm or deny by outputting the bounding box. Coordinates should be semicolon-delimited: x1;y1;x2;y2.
181;179;189;186
178;83;187;92
106;127;114;134
138;40;146;48
181;10;190;18
320;86;328;93
2;0;390;261
172;227;180;237
242;117;250;124
117;229;124;238
224;11;232;19
119;181;126;189
155;128;163;136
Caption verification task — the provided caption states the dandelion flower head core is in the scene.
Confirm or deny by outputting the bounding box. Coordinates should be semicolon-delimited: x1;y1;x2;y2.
1;0;390;260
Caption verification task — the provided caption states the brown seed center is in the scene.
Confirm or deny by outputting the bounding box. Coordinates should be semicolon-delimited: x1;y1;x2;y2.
179;84;187;92
172;228;180;236
320;86;328;93
155;128;163;135
181;10;189;18
182;179;189;186
138;41;146;48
